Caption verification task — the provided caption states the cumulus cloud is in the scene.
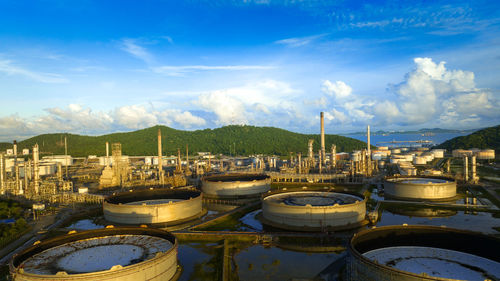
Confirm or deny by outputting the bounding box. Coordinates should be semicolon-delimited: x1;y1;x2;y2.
322;57;499;129
322;80;352;98
194;79;300;125
196;91;248;125
0;104;206;141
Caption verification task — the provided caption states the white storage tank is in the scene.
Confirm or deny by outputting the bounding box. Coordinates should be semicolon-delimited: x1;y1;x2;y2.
10;227;180;281
413;156;427;165
475;149;495;160
431;149;445;158
261;191;367;231
104;188;204;225
202;173;271;198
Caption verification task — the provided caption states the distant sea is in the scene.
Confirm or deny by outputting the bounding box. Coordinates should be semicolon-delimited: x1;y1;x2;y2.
345;132;470;147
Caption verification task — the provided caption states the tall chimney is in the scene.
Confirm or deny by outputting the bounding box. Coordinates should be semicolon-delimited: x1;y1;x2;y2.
186;144;189;172
13;140;17;161
0;153;5;194
177;148;182;171
320;112;325;165
367;125;371;175
105;142;109;167
157;128;163;183
33;144;39;194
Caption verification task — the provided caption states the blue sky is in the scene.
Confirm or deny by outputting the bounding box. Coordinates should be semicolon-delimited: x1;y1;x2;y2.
0;0;499;141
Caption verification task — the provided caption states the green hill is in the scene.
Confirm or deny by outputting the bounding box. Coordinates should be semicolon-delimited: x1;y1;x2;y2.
436;125;500;151
0;125;368;157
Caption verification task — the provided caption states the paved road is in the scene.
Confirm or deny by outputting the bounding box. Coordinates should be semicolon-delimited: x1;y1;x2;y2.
0;209;73;265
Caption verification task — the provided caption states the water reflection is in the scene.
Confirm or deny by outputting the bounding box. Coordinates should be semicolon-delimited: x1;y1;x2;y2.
377;210;500;234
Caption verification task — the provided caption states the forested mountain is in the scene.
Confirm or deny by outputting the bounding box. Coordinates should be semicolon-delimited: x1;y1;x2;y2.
0;125;368;157
436;125;500;151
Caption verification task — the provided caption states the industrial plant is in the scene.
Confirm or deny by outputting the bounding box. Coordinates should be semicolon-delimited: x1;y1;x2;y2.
0;112;499;281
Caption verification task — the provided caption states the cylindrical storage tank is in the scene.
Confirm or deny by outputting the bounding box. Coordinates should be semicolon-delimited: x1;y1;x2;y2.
403;154;414;162
391;148;401;154
351;151;361;162
476;149;495;160
78;187;88;194
431;149;444;158
261;191;367;231
422;152;434;162
104;188;203;225
371;153;383;161
348;225;500;281
413;156;426;165
201;173;270;198
384;176;457;201
10;227;179;281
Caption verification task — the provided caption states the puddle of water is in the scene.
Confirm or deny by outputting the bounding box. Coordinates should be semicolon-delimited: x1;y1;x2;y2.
178;242;221;281
235;245;342;281
239;210;263;231
67;219;104;230
377;210;500;234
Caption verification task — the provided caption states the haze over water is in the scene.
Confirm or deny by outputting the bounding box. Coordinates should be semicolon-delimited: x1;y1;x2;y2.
346;132;470;147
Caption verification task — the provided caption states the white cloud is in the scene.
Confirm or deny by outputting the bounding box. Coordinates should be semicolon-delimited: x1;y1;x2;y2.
120;39;154;64
0;60;68;83
114;105;158;129
157;109;206;128
320;57;499;129
152;65;274;76
322;80;352;99
0;104;207;141
275;34;327;47
196;90;248;125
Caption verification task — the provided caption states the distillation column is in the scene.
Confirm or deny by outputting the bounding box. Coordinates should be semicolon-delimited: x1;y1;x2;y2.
308;139;314;168
471;155;477;183
298;153;302;174
0;153;5;194
463;156;469;182
320;112;326;166
158;128;163;184
367;125;371;176
105;142;110;167
331;144;336;170
33;144;40;194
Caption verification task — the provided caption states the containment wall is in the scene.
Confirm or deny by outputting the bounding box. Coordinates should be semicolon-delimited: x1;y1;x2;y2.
10;227;179;281
348;225;500;281
384;176;456;200
202;173;270;198
262;191;366;231
104;188;203;225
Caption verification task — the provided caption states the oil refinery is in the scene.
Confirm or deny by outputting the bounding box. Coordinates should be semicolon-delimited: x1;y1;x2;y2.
0;112;499;281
